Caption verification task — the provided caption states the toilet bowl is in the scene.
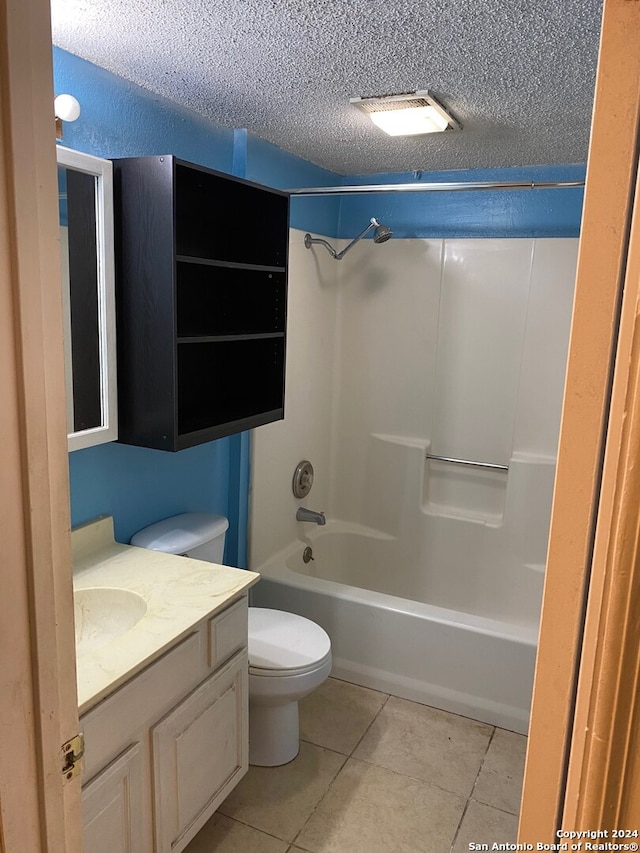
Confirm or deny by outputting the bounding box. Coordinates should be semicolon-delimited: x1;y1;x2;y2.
130;513;332;768
248;607;332;766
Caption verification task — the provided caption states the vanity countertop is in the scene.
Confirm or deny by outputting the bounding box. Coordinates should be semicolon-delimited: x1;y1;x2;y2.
73;516;260;715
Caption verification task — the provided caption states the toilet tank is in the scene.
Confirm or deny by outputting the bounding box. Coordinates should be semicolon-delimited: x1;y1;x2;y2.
130;512;229;563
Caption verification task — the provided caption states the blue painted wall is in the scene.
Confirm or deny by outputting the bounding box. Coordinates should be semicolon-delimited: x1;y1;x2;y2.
246;135;341;237
336;164;585;239
55;46;585;562
69;442;230;546
53;48;234;170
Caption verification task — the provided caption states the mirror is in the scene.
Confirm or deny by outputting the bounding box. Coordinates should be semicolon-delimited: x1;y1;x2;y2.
57;146;117;451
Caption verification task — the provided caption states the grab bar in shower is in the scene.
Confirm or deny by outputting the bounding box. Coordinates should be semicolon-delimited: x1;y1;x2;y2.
426;453;509;472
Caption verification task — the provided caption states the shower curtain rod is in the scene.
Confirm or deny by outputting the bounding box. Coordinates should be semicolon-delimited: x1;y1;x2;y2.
287;180;585;197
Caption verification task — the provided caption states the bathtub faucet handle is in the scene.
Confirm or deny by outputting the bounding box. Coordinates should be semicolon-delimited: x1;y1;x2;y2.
296;507;326;525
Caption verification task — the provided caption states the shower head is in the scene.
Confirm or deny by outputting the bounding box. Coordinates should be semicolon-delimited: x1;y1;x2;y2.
372;219;393;243
304;217;393;260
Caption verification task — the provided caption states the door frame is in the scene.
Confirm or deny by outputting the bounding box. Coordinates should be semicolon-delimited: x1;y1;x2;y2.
0;0;82;849
520;0;640;835
2;0;640;847
563;134;640;828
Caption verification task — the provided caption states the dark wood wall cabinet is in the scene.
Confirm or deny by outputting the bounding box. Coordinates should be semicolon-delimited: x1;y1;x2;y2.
113;156;289;451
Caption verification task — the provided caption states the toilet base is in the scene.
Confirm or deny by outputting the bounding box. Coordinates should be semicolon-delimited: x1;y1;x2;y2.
249;700;299;766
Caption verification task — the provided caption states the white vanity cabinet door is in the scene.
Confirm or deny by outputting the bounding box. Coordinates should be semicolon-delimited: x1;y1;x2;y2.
82;742;148;853
208;596;247;668
152;650;248;853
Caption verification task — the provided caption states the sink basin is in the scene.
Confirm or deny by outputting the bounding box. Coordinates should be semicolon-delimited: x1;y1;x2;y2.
74;587;148;655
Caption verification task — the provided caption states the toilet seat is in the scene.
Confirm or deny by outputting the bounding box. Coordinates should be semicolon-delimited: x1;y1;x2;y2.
248;607;331;676
249;650;332;678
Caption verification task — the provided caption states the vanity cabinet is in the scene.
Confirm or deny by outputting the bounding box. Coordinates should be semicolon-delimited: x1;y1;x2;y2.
152;655;246;853
80;596;248;853
81;743;145;853
113;155;289;451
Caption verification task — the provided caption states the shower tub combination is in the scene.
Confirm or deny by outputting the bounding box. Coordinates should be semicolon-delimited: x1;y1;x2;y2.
252;440;553;735
250;222;577;736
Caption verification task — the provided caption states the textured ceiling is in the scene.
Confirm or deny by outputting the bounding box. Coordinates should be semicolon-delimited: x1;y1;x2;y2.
50;0;604;176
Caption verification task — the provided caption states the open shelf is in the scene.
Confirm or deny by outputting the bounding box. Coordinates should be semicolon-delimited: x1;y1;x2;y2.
177;338;285;439
175;163;288;267
113;155;289;451
176;262;286;338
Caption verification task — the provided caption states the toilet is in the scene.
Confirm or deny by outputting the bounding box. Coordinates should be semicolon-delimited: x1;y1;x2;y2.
247;606;331;765
130;512;332;767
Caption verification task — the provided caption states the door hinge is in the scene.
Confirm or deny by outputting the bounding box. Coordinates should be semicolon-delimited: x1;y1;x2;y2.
61;733;85;781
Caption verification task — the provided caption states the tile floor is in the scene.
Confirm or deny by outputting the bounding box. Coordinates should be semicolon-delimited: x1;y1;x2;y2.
184;677;526;853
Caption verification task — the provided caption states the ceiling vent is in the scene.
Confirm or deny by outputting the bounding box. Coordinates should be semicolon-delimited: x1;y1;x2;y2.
350;90;461;137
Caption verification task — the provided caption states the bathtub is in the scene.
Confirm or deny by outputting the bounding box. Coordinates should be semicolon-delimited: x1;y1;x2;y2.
251;521;538;734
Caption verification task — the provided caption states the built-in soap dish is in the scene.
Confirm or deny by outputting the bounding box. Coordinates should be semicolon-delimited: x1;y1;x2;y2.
423;457;507;526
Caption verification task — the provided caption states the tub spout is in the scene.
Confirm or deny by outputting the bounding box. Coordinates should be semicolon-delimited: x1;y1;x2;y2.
296;507;326;525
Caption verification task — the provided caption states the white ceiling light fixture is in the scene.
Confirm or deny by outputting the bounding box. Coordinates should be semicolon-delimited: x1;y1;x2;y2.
54;93;81;138
350;90;460;137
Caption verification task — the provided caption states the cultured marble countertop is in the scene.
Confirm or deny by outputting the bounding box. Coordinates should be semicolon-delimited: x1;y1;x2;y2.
73;516;260;715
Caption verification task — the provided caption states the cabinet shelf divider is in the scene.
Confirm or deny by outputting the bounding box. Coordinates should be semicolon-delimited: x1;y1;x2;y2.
177;332;284;344
177;255;285;274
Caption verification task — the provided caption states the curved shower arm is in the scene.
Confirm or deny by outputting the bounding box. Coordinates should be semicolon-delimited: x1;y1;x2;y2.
303;233;340;258
304;218;378;261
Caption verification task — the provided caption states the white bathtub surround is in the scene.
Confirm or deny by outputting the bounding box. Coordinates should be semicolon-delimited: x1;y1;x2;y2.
248;229;339;568
250;230;578;731
329;237;577;526
72;516;259;713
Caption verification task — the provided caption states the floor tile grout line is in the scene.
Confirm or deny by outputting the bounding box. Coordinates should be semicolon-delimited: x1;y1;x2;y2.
345;750;483;802
303;690;505;801
449;797;472;853
348;691;392;756
297;677;391;758
290;752;471;852
290;687;393;849
468;794;521;818
463;726;524;824
299;734;350;757
215;811;297;845
288;746;349;849
468;725;496;802
448;726;502;853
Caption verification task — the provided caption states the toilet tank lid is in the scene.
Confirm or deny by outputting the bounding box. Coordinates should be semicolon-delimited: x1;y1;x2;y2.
130;512;229;554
